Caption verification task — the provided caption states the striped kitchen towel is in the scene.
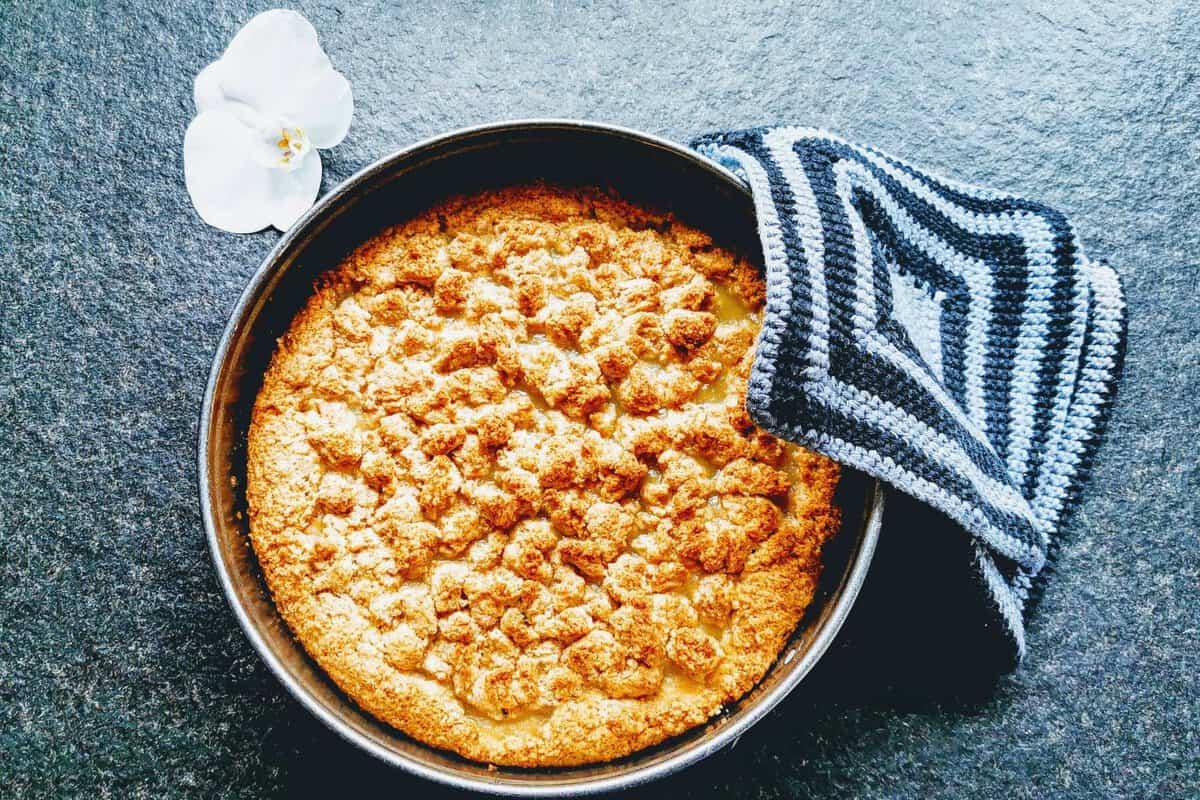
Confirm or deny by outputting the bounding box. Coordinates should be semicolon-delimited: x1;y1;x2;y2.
692;128;1127;664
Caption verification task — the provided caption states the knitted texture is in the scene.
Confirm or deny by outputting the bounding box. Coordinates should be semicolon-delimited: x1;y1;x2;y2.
691;127;1127;662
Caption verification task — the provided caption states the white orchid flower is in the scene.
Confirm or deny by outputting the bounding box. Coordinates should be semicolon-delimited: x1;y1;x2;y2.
184;9;353;233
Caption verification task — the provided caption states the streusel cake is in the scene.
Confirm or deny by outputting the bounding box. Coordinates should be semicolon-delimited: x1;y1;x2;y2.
246;186;840;767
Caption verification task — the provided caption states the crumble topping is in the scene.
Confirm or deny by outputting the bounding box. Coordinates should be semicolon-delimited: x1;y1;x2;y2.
247;186;840;766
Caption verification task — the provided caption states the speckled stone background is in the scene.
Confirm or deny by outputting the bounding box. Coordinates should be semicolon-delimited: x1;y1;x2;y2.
2;1;1197;797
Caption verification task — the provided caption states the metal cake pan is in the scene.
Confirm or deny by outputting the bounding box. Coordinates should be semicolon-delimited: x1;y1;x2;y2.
198;119;883;795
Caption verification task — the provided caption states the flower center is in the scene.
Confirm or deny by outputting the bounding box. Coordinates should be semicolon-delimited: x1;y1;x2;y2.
251;119;311;171
276;126;307;164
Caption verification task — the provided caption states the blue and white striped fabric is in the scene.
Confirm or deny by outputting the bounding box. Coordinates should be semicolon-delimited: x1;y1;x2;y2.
692;128;1127;661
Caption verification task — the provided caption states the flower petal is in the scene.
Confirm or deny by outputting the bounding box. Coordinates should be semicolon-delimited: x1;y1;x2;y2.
266;148;322;231
193;60;226;113
275;67;353;148
214;10;333;118
183;110;274;233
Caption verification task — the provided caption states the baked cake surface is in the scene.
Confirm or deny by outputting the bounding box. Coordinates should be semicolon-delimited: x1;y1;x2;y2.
246;186;840;766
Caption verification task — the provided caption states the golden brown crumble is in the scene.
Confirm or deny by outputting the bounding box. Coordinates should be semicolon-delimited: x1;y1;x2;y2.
246;186;840;767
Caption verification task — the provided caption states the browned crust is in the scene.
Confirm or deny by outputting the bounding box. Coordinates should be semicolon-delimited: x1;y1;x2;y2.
246;185;840;767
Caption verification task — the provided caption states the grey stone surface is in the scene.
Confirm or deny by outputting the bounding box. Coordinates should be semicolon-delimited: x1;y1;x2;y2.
1;1;1197;797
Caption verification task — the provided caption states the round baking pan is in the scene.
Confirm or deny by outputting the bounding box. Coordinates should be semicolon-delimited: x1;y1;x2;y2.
199;119;883;795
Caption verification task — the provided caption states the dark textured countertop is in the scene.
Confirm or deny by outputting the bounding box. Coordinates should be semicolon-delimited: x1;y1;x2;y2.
2;2;1197;797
